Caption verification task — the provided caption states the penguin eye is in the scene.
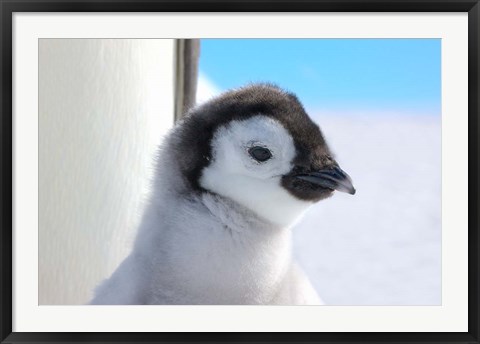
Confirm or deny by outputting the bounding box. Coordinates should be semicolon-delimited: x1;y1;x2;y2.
248;146;272;162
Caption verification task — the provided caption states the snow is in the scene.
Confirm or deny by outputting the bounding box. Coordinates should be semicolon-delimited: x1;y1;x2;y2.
293;113;441;305
196;73;222;105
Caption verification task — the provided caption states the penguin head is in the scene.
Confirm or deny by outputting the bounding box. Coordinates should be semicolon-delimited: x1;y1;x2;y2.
173;84;355;227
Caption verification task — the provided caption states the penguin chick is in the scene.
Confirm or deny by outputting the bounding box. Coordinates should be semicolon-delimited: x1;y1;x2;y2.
90;84;355;305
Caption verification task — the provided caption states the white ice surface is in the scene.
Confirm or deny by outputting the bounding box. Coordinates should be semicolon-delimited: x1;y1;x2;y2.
292;114;441;305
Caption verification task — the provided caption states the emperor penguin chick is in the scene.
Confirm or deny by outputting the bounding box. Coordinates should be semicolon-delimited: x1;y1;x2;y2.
90;84;355;305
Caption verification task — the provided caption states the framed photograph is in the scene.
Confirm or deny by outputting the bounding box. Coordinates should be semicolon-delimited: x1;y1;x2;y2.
1;1;479;343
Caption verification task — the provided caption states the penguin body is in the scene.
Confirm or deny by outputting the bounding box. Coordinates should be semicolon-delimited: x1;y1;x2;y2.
90;84;354;305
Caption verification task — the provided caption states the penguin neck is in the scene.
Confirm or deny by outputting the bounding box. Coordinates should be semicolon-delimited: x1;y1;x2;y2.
201;191;281;234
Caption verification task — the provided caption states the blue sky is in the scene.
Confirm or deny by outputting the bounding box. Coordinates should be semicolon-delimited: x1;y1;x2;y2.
199;39;441;116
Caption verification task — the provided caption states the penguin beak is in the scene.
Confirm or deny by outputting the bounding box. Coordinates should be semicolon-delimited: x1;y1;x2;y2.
295;166;356;195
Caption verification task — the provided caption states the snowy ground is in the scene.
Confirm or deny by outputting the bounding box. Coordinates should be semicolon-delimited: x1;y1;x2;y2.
292;113;441;305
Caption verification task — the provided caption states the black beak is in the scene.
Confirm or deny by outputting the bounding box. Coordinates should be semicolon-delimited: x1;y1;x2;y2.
295;166;356;195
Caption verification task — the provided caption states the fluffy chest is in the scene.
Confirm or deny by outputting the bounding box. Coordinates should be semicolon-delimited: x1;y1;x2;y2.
148;194;293;304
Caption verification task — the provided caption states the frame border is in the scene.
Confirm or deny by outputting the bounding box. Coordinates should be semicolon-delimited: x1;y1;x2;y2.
1;1;479;343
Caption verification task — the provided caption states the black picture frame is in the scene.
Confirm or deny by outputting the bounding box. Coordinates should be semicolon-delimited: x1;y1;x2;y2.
1;1;479;343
